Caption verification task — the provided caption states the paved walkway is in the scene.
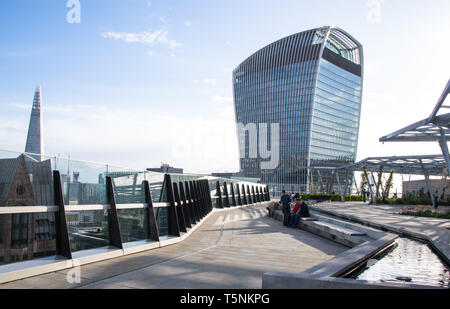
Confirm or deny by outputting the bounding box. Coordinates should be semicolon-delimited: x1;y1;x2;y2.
0;205;347;289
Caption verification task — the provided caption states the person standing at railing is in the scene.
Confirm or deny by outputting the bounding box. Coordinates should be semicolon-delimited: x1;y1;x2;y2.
279;190;291;226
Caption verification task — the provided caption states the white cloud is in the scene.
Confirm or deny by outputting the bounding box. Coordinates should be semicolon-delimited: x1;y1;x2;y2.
184;20;192;27
211;95;232;104
101;29;182;50
1;103;240;173
192;79;217;86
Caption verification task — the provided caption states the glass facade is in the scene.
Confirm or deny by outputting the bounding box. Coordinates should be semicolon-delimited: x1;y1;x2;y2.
233;26;363;196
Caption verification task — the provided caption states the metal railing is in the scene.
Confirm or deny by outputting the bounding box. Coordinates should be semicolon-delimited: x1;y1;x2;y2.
0;149;270;270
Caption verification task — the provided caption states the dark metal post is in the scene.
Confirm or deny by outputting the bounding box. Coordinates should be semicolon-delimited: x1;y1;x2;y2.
200;180;209;215
252;186;256;204
173;183;187;232
223;182;230;208
247;185;252;204
266;185;270;201
205;180;213;212
230;183;237;207
189;181;200;221
106;176;123;249
164;174;181;237
236;184;242;206
53;170;72;259
144;180;159;241
242;184;247;205
179;182;193;227
215;181;223;208
194;181;204;218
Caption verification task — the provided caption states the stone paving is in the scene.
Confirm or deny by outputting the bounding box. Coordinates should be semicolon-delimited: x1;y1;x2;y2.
0;205;347;289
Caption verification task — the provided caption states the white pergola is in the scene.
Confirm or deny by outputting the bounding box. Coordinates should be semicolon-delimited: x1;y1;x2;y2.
379;79;450;172
337;155;448;206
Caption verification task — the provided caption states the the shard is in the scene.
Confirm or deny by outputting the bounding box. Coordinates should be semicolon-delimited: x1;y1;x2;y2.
24;86;43;161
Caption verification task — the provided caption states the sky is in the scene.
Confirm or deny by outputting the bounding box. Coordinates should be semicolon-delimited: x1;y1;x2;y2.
0;0;449;187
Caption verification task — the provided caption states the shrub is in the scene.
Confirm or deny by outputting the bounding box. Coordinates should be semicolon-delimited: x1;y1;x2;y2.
375;197;450;206
401;210;450;220
300;193;363;202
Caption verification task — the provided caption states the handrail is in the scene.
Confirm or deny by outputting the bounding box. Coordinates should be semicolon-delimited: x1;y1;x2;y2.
0;206;59;214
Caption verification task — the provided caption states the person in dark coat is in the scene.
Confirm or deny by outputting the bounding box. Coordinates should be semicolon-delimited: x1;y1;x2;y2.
288;195;309;228
279;190;291;226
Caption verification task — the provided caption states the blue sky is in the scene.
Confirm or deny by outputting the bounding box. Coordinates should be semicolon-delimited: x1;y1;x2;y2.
1;0;449;178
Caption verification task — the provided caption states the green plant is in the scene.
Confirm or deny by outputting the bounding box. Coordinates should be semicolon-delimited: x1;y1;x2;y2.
401;210;450;220
299;193;363;202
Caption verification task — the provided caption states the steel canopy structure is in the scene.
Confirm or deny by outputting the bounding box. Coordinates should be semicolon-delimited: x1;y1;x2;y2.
379;79;450;173
379;79;450;143
355;79;450;207
337;155;447;176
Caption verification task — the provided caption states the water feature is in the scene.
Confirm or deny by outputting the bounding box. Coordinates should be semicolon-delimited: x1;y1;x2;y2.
344;237;450;288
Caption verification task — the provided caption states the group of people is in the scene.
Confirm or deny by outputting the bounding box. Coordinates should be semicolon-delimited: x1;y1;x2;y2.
267;190;310;228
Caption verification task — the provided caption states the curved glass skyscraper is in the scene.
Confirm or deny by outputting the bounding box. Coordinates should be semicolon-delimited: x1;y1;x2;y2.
233;26;363;195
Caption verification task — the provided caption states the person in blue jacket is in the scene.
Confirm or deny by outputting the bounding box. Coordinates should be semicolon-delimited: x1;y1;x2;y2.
279;190;291;226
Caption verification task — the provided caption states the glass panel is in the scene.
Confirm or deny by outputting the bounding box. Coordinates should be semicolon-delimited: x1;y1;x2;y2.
0;212;56;265
54;158;107;206
117;208;148;243
106;165;146;204
156;207;168;237
146;172;165;203
66;209;109;252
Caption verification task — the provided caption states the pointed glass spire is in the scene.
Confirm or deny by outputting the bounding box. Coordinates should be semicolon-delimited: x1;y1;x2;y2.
25;85;43;161
32;85;41;109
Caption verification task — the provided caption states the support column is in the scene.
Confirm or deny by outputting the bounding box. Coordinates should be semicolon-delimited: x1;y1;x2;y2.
216;181;223;209
420;159;436;208
247;185;252;204
242;184;248;205
164;174;180;237
223;182;230;207
230;183;237;206
200;180;209;214
205;180;213;212
436;176;448;209
336;172;345;203
196;181;206;217
144;180;159;241
53;170;72;259
252;186;257;204
180;182;194;226
353;174;359;195
106;176;123;248
189;181;200;222
173;183;188;232
236;185;242;206
439;128;450;174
